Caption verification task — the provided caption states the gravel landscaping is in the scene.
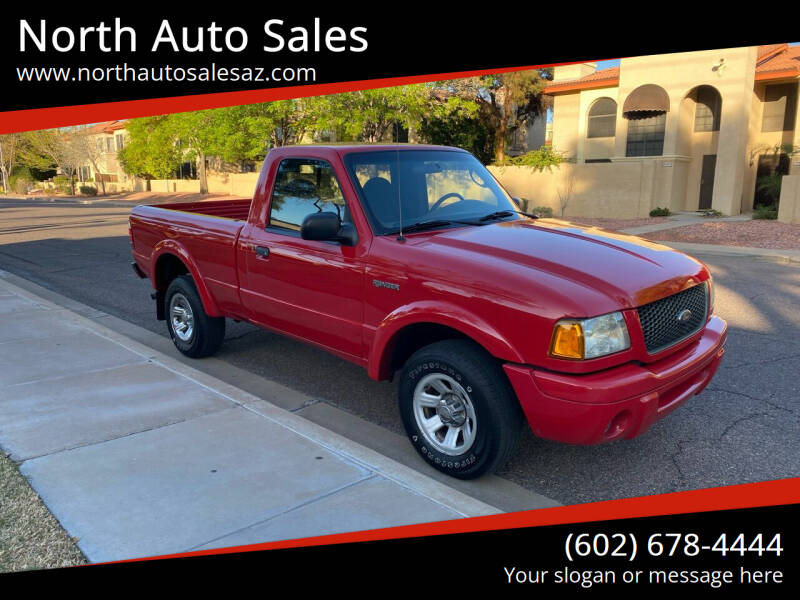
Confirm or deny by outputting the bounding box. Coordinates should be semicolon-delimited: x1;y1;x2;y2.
564;217;671;230
645;220;800;250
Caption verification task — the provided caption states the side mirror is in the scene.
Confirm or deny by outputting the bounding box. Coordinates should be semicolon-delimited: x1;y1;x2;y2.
300;212;357;246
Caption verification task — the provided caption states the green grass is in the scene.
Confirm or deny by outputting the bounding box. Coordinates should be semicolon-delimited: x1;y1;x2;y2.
0;451;87;573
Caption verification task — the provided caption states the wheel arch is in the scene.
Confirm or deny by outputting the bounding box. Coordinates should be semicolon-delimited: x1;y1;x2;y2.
368;302;524;381
151;242;222;318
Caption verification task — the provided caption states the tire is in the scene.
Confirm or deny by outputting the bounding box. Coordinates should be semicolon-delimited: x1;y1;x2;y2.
164;275;225;358
398;340;523;479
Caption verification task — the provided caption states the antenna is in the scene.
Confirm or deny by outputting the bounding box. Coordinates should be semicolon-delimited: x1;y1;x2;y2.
396;149;405;242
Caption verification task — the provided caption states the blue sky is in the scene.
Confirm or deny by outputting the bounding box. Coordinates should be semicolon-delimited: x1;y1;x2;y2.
595;59;620;70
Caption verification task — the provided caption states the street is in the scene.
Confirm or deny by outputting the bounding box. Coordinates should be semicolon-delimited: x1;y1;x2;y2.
1;197;798;506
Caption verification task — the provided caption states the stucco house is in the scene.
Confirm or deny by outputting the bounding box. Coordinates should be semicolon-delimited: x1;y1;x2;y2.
543;44;800;216
77;120;132;192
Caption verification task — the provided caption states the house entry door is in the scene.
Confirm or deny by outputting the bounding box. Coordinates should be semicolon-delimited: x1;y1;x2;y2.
699;154;716;210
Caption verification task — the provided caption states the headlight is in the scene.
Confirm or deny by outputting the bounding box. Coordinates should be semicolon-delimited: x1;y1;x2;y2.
550;311;630;360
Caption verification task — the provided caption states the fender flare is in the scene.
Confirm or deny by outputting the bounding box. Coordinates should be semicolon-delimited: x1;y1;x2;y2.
150;240;222;317
367;300;524;380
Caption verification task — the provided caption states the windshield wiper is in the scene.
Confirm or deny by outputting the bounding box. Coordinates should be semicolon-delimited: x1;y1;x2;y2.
478;209;539;222
388;219;480;236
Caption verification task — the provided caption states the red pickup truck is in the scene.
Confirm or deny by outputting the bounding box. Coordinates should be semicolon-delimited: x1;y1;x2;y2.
130;144;727;479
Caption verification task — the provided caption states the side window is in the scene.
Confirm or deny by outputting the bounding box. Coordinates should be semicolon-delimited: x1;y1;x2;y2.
268;158;350;232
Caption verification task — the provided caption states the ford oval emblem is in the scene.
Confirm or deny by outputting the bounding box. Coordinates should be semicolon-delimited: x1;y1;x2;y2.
677;309;693;323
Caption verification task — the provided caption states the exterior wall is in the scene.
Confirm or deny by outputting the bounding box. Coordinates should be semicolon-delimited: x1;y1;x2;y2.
778;174;800;223
744;80;800;210
614;47;757;216
677;91;721;212
794;82;800;174
148;172;260;197
578;88;620;162
149;179;202;193
489;163;660;219
84;128;134;191
525;115;547;151
551;47;771;215
551;93;581;159
207;172;260;197
553;63;597;82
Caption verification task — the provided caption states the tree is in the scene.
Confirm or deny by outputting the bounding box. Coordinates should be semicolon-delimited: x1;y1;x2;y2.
0;133;23;194
72;128;108;195
212;99;313;161
169;109;226;194
417;92;493;162
311;86;428;142
424;70;552;163
21;129;83;195
118;116;184;181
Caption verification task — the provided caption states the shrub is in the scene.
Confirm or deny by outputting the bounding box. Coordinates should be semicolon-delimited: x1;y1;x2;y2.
649;207;671;217
753;205;778;220
79;185;97;196
701;209;723;217
10;175;33;195
500;146;565;171
530;206;554;217
756;174;782;205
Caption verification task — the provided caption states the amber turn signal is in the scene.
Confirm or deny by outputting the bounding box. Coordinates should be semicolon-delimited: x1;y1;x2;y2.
550;321;584;359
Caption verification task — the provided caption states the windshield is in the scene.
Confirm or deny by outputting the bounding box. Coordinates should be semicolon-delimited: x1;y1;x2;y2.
344;150;518;235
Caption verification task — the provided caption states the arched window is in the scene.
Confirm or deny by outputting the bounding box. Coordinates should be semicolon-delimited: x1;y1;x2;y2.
694;86;721;132
623;84;669;157
587;98;617;138
625;112;666;157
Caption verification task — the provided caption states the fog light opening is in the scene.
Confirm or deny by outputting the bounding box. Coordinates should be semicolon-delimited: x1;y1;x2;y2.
605;410;631;440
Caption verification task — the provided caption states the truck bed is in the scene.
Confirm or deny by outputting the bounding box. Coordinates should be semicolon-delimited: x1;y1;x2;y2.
149;198;252;221
129;198;252;316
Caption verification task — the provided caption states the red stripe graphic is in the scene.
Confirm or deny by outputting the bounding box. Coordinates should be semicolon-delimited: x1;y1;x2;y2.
0;60;598;134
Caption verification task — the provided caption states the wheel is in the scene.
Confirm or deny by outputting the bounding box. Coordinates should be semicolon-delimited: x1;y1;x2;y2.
398;340;523;479
165;275;225;358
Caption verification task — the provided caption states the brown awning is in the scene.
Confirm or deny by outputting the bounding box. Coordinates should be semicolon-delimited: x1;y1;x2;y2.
623;84;670;115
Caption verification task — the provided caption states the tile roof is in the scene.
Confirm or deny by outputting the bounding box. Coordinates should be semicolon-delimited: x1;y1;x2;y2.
756;44;800;74
544;45;799;94
544;67;619;93
85;120;128;134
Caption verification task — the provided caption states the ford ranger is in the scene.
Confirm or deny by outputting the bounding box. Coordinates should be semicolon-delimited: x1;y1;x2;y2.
129;144;727;479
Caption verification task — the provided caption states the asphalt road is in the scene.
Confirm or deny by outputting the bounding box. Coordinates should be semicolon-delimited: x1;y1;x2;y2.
1;197;798;506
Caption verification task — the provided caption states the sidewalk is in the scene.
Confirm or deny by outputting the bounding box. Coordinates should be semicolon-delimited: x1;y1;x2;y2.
0;272;501;564
620;211;752;235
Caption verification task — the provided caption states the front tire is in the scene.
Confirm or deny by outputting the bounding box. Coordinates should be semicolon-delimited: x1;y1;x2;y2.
398;340;523;479
165;275;225;358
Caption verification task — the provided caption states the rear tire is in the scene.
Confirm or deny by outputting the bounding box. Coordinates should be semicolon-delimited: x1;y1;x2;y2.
398;340;523;479
165;275;225;358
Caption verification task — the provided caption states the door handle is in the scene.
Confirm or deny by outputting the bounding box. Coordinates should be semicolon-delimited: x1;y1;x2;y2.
254;245;270;258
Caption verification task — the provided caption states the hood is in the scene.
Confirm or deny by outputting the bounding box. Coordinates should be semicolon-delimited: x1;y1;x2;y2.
418;218;708;310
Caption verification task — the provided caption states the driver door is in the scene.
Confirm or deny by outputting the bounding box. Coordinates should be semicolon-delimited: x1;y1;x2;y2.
238;157;366;360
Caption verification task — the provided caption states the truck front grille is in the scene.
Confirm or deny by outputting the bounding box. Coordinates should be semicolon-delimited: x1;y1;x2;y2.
637;283;708;354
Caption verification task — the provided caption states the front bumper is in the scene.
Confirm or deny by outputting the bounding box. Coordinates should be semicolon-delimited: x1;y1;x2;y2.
503;315;727;444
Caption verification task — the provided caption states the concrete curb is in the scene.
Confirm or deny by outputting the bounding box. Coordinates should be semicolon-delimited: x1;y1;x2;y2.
0;270;503;520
